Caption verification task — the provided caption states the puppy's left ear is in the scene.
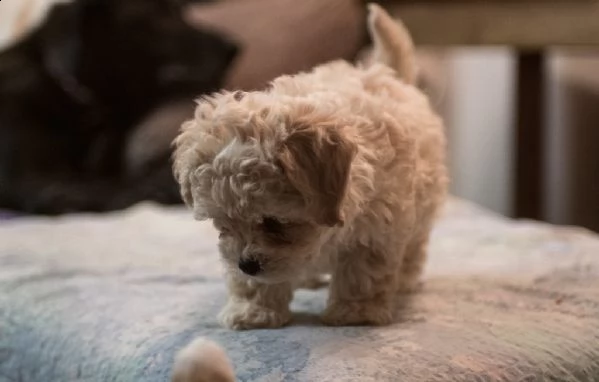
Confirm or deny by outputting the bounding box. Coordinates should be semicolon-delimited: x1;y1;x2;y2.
277;124;357;227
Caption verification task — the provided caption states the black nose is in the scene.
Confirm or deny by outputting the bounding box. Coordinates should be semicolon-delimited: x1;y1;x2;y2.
238;258;262;276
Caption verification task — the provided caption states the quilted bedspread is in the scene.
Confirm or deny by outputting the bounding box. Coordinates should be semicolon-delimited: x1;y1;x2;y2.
0;199;598;381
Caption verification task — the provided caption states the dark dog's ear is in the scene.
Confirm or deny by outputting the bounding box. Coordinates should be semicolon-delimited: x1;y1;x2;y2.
41;2;93;104
277;124;357;227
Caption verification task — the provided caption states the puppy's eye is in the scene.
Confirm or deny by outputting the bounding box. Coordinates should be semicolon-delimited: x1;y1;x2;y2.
261;217;284;235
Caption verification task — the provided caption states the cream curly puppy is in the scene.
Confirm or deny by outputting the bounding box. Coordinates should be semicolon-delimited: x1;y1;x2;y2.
173;4;447;332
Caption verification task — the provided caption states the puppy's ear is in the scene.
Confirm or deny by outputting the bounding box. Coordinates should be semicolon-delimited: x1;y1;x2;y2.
172;122;202;209
277;124;357;227
172;105;222;212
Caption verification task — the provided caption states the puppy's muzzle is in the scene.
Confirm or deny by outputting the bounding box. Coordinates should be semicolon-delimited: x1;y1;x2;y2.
238;257;262;276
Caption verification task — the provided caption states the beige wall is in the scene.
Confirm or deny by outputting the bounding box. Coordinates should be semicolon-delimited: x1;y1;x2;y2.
445;48;516;216
442;49;599;231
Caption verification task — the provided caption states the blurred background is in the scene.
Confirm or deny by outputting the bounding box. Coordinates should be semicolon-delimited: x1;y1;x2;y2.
0;0;597;232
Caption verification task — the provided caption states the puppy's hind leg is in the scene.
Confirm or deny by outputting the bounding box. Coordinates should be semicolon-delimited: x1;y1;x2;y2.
396;231;429;294
219;272;293;330
398;206;438;293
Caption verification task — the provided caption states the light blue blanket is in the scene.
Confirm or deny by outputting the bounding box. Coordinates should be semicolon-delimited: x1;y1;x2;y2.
1;199;598;381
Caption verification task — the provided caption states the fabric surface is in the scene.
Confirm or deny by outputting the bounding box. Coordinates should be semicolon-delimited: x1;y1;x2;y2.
0;211;17;221
0;199;598;381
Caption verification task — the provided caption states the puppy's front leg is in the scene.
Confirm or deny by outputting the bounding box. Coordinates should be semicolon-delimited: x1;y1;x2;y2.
322;243;401;326
219;273;293;330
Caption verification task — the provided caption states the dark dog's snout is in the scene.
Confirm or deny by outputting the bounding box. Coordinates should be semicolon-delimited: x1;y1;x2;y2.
238;257;262;276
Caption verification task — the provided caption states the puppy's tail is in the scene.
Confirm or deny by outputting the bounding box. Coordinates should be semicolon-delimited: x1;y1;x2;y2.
172;337;235;382
367;3;417;85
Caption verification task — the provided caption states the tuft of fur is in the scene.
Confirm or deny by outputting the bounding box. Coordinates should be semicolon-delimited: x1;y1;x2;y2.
171;338;235;382
173;4;448;330
367;3;417;85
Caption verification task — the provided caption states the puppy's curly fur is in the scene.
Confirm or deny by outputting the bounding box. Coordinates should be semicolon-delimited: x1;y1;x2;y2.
173;4;447;332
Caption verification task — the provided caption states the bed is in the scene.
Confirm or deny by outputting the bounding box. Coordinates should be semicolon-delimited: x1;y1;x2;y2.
0;198;598;381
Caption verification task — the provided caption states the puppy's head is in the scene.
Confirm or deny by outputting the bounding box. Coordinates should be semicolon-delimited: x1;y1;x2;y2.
173;91;357;282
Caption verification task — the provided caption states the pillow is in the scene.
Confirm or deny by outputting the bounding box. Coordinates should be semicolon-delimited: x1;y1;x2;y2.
185;0;367;90
124;0;367;185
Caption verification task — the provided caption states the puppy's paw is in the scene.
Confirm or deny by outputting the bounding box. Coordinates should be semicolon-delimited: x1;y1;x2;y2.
321;301;394;326
219;301;291;330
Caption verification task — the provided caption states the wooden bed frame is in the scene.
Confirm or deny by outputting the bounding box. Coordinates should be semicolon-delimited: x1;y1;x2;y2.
380;0;599;220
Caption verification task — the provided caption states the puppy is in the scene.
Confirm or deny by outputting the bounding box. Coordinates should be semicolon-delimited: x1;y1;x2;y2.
173;4;448;330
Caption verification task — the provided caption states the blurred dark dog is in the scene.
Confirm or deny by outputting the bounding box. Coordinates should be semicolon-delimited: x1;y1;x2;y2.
0;0;237;214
